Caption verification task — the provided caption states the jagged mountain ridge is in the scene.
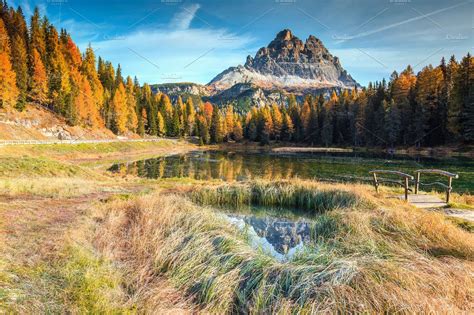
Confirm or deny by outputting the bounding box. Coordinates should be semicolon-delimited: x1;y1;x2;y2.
207;29;358;92
150;29;358;107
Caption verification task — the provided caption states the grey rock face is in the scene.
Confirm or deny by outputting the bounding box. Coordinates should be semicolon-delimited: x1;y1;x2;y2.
247;29;357;86
151;83;210;97
208;29;358;92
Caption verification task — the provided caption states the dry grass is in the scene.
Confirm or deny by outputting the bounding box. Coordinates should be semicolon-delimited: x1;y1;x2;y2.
0;194;133;314
191;180;366;213
0;178;101;198
95;180;474;313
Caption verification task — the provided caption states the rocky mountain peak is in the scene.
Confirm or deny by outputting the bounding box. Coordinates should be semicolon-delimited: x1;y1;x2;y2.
208;29;358;94
275;28;294;41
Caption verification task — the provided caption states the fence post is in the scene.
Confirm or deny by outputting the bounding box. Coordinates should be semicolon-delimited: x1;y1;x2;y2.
447;177;452;203
415;172;420;194
404;177;409;201
372;173;378;193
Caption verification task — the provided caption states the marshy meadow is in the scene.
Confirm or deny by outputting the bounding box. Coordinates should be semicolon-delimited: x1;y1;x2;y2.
1;141;473;313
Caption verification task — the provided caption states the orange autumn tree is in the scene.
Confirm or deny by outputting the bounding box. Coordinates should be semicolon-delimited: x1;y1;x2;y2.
0;18;19;109
110;82;128;134
224;106;234;140
81;46;104;117
203;101;213;124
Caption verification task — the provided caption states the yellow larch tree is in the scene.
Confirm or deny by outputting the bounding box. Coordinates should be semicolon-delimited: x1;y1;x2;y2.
111;82;127;134
125;77;138;132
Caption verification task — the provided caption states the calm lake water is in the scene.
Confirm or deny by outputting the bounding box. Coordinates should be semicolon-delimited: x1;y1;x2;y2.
109;150;474;193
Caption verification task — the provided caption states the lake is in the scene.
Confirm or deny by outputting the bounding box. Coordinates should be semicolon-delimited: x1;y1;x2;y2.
109;150;474;193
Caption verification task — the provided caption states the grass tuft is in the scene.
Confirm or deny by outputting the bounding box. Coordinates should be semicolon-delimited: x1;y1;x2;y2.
192;180;364;213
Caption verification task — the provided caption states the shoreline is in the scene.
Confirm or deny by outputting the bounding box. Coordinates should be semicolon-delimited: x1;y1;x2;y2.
212;142;474;158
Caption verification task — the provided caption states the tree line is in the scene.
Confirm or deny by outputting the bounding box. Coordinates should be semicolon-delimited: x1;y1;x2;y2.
242;57;473;147
0;1;472;146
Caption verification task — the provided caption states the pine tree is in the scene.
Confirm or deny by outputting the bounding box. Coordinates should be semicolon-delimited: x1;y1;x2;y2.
353;90;367;146
28;48;48;104
169;107;181;137
115;64;123;88
321;109;333;147
281;113;294;141
459;54;474;142
247;120;258;141
447;56;461;139
307;101;319;144
210;105;223;143
29;8;46;60
44;24;71;114
384;99;401;147
415;65;443;145
141;84;155;134
10;33;27;110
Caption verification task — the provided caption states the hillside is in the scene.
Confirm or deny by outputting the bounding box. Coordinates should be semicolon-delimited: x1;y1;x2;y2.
0;104;117;140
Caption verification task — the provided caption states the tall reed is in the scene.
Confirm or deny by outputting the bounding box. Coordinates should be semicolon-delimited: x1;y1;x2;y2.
191;180;363;213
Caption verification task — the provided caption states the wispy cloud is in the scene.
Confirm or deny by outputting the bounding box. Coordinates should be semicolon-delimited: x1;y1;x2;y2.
335;1;468;43
170;4;201;30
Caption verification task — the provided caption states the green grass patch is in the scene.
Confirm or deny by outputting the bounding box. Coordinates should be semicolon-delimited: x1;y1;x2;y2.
59;243;130;313
8;139;177;156
448;217;474;232
0;156;94;178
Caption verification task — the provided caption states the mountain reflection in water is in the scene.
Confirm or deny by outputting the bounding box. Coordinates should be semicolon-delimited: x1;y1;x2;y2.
225;214;312;262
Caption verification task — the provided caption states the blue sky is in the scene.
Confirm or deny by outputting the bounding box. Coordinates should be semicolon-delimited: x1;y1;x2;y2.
9;0;473;86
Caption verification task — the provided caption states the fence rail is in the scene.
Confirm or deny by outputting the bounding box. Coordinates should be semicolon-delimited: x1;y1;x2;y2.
369;170;414;201
369;169;459;203
414;169;459;203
